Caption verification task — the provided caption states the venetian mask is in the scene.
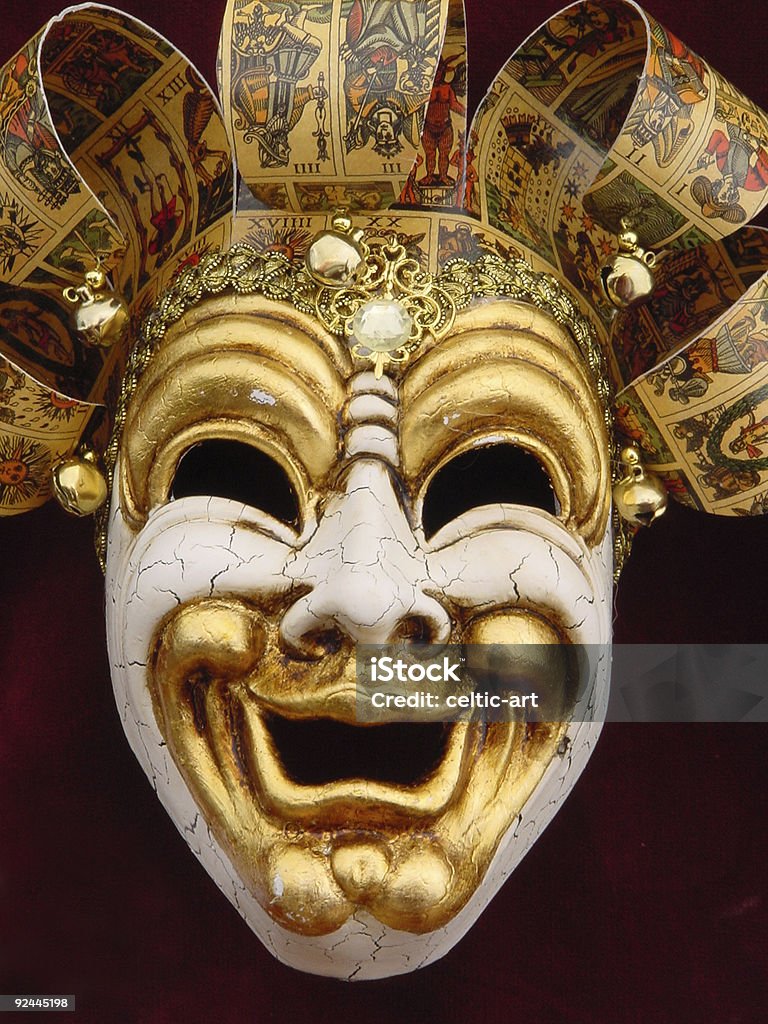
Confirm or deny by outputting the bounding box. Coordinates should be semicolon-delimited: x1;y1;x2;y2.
103;241;614;978
4;0;768;985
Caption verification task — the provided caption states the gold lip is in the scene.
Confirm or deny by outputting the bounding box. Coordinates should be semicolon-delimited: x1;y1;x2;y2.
242;708;473;826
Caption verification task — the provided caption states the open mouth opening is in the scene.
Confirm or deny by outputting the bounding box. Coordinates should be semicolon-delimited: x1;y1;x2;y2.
264;713;453;787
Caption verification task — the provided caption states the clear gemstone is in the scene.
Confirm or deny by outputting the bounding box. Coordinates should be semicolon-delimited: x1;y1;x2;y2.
351;299;412;352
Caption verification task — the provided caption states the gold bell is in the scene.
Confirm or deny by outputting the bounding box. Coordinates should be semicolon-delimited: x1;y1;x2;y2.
613;446;668;526
63;266;130;349
51;447;108;516
305;209;367;287
600;223;657;309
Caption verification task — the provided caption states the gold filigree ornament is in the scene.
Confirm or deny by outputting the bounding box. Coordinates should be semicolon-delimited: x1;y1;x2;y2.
307;214;457;378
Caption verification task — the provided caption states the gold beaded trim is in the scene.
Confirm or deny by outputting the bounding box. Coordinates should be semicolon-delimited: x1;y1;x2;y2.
95;242;629;574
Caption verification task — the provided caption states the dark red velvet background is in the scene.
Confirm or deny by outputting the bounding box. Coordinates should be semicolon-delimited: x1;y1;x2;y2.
1;2;767;1021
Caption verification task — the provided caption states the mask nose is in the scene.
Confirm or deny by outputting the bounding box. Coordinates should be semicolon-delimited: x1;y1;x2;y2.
280;460;451;657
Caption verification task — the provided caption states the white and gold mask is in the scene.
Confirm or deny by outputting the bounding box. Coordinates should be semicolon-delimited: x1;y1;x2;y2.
103;241;614;977
3;0;768;982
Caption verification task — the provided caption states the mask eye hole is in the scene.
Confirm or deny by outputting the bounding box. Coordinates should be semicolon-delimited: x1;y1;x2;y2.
170;439;299;527
422;443;557;540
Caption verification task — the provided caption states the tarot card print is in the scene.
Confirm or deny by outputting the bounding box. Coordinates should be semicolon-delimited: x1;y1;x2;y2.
220;0;449;212
0;433;51;508
646;289;768;413
614;386;672;462
1;44;81;214
506;1;640;109
340;0;443;173
551;154;615;310
653;468;701;509
0;348;92;514
583;167;687;246
44;209;126;281
481;94;576;268
0;281;109;398
609;243;750;390
235;213;318;260
554;35;646;156
626;373;768;512
226;0;331;172
687;88;768;230
43;19;163;122
618;22;710;174
0;6;235;516
178;68;233;233
0;351;90;434
397;0;468;212
436;217;524;266
295;180;395;211
0;193;43;277
93;100;193;291
707;383;768;473
41;9;232;300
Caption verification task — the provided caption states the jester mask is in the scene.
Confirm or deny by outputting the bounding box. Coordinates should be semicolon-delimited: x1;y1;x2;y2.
2;0;768;979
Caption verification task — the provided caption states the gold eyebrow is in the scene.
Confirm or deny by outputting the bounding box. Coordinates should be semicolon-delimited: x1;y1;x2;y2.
118;294;350;532
400;301;611;546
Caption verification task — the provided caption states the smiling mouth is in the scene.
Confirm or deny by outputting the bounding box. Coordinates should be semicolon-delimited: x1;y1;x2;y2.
263;713;453;786
150;599;575;936
153;612;477;831
241;707;472;826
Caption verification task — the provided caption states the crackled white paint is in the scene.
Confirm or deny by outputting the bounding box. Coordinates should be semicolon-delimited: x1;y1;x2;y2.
346;393;397;424
343;425;400;464
105;369;613;980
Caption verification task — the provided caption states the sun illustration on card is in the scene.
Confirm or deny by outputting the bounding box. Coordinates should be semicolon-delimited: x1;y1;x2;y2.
26;390;81;423
0;436;50;506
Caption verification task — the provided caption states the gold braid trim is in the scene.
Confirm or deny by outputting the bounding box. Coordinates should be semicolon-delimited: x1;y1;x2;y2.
96;242;630;575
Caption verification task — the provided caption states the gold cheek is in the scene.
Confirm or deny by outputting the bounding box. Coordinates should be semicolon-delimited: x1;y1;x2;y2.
465;608;565;645
464;608;573;721
154;600;266;687
149;598;355;936
429;608;574;911
151;599;271;845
